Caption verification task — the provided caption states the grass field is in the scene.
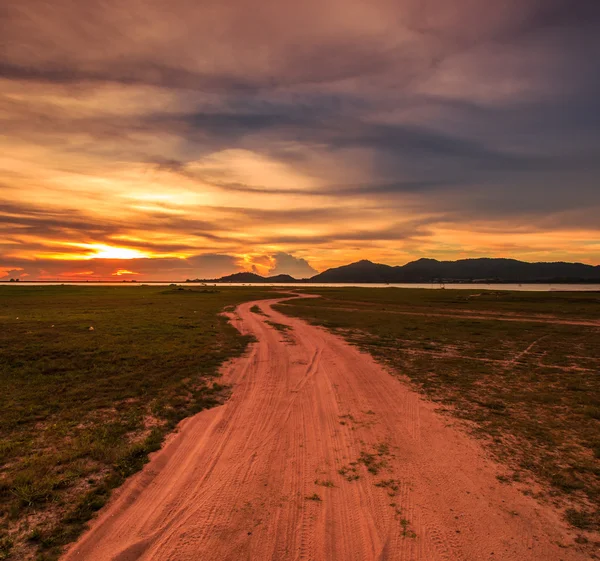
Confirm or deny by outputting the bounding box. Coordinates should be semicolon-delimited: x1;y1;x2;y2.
0;285;272;560
276;288;600;536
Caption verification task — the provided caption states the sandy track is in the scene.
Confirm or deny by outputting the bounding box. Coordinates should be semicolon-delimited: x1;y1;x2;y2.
62;296;587;561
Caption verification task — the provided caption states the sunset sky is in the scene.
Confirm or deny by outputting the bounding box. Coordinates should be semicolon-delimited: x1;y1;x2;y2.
1;0;599;280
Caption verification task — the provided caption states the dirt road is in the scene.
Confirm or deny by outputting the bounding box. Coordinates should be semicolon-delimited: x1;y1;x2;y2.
63;297;587;561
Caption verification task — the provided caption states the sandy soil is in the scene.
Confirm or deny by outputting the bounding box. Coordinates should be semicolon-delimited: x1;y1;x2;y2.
62;296;589;561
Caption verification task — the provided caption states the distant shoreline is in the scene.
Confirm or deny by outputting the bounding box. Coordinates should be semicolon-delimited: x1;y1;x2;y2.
4;257;600;286
3;280;600;284
2;281;600;292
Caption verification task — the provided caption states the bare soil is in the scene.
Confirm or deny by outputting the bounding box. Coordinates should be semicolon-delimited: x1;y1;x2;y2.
61;297;590;560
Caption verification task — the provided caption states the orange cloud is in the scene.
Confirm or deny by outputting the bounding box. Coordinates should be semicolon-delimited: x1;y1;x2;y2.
61;270;96;277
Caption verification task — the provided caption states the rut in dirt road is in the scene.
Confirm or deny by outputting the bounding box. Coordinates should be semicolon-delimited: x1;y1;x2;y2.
62;297;588;561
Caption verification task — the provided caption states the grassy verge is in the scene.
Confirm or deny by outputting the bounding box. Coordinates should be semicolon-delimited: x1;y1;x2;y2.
276;288;600;536
0;285;272;560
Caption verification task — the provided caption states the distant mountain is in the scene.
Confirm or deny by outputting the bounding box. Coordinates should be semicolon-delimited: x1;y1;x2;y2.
190;272;300;283
267;274;298;283
218;272;265;283
311;258;600;283
189;258;600;284
310;260;396;283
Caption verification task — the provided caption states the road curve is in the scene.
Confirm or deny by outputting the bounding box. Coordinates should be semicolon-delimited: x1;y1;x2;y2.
62;296;587;561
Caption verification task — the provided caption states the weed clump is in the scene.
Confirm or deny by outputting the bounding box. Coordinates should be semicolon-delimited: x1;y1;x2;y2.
314;479;335;488
265;320;290;333
375;479;400;496
338;465;360;482
565;508;597;530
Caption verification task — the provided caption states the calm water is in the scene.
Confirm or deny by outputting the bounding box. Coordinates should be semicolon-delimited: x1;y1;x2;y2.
2;282;600;291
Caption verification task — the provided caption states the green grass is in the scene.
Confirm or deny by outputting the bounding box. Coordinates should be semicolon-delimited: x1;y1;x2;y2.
292;286;600;320
0;285;272;560
277;288;600;532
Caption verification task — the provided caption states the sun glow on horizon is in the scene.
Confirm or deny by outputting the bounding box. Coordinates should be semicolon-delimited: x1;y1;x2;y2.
77;244;149;260
14;241;190;264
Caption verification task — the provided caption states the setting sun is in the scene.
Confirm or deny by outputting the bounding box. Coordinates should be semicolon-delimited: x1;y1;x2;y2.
81;244;149;260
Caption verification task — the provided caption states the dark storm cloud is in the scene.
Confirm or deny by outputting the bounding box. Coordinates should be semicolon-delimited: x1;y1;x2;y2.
511;0;600;33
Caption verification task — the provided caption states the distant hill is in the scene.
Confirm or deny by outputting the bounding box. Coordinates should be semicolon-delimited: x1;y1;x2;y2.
267;274;298;283
189;257;600;284
311;258;600;283
189;272;299;283
310;260;394;283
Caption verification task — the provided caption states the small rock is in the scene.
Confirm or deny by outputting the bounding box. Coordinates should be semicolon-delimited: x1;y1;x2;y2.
89;326;95;331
